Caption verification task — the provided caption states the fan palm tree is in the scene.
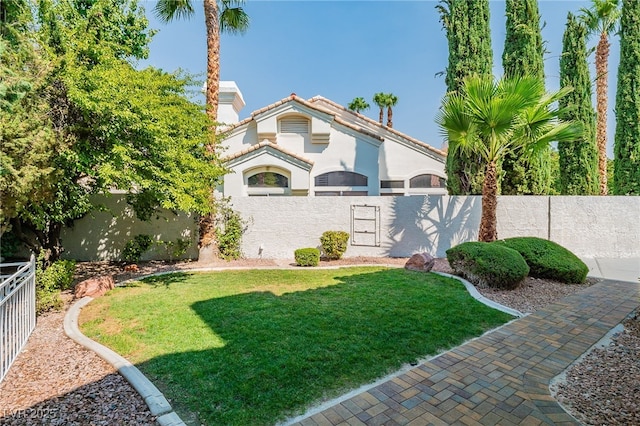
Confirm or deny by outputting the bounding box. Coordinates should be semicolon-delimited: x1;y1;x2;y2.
580;0;621;195
154;0;249;124
373;92;387;124
347;97;370;114
385;93;399;128
436;75;581;242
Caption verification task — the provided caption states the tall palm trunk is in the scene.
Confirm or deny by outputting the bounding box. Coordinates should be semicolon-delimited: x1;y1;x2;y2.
478;160;499;242
200;0;220;259
378;107;384;124
204;0;220;125
595;31;610;195
387;106;393;128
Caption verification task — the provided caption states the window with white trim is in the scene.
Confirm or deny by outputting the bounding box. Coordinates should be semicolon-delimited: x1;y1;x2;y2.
314;171;368;196
245;169;291;196
409;174;446;189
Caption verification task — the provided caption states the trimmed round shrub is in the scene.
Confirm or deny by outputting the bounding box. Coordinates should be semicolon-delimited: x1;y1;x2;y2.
495;237;588;284
294;248;320;267
320;230;350;260
446;242;529;290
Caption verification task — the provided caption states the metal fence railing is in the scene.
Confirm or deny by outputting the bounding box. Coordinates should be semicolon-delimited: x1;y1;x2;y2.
0;255;36;383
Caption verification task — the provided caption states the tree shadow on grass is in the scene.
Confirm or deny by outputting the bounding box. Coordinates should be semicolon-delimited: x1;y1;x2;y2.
134;269;513;426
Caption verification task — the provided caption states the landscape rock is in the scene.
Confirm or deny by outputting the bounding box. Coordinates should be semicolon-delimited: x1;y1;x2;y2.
74;275;115;299
404;253;435;272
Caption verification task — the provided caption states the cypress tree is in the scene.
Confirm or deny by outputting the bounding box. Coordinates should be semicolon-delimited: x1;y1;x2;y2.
613;0;640;194
558;12;599;195
501;0;552;195
438;0;493;195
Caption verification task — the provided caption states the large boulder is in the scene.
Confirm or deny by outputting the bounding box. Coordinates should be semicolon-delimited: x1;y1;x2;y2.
74;275;115;298
404;253;435;272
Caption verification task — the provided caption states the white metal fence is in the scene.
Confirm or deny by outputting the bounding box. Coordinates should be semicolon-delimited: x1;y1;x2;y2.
1;255;36;383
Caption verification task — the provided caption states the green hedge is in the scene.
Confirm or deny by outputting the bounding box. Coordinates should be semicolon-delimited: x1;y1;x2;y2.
36;256;77;314
495;237;588;283
320;231;349;260
294;248;320;267
446;242;529;290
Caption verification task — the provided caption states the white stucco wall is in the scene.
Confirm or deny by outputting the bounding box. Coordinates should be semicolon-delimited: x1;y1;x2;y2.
230;196;639;260
58;195;639;261
60;194;198;261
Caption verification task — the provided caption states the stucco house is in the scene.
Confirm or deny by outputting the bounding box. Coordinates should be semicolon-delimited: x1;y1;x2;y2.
217;82;447;197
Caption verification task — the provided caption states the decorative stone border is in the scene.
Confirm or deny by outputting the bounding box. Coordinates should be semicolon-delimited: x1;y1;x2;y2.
63;297;186;426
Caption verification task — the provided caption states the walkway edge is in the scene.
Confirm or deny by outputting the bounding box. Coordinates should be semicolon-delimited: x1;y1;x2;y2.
433;271;526;317
63;296;186;426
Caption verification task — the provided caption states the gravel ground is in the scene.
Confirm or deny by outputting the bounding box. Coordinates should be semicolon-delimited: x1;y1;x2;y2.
0;257;637;425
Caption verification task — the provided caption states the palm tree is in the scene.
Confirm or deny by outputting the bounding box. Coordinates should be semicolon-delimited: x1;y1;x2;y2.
385;93;398;128
348;97;370;114
436;75;581;242
154;0;249;124
580;0;621;195
373;92;386;124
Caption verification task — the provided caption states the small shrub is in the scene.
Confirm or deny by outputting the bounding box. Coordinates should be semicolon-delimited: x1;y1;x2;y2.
36;252;77;314
294;248;320;267
495;237;589;283
122;234;154;263
216;203;247;260
320;231;350;260
160;238;192;261
446;242;529;290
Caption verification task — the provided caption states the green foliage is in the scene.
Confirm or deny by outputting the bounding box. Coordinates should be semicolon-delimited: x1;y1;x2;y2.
294;248;320;267
2;0;226;261
558;12;599;195
437;0;493;195
160;237;192;260
216;203;246;260
496;237;589;284
36;251;76;314
347;97;370;114
122;234;153;263
500;0;551;195
613;0;640;195
320;230;350;260
446;242;529;290
0;230;20;258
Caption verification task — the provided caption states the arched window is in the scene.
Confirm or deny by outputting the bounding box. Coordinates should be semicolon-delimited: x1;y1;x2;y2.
248;172;289;188
409;174;446;189
315;171;368;187
245;169;290;196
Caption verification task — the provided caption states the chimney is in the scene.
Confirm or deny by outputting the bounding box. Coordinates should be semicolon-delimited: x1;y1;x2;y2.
217;81;245;125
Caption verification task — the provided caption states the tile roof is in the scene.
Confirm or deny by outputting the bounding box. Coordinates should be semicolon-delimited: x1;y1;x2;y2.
308;96;447;157
222;140;314;165
221;93;443;154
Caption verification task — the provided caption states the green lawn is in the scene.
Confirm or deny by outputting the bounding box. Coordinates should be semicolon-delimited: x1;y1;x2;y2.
79;267;513;425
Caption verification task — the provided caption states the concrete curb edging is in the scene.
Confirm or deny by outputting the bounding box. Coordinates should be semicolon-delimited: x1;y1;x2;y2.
433;271;526;317
63;297;186;426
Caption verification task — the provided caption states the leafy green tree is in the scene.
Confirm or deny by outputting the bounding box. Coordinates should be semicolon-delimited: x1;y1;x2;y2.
558;12;599;195
373;92;386;124
5;0;225;264
501;0;551;195
581;0;622;194
347;97;370;114
613;0;640;194
385;93;399;128
0;0;58;232
154;0;249;123
437;0;493;195
436;75;580;242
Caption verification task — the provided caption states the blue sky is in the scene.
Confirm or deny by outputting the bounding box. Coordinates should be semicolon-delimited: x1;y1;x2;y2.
139;0;620;157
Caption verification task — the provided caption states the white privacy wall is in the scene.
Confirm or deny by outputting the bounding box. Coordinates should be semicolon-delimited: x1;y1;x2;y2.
231;196;639;260
60;195;639;261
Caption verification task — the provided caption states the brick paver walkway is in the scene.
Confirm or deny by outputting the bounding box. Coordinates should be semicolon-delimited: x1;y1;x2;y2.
288;279;639;426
